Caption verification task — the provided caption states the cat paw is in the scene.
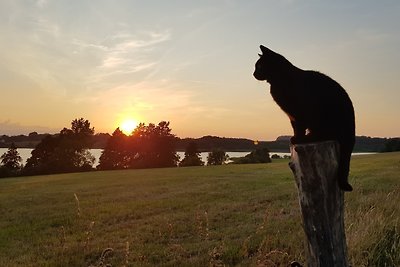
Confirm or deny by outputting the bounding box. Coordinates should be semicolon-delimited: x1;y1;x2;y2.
339;182;353;192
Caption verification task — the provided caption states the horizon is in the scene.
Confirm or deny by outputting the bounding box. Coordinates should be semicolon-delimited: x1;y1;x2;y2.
1;128;397;142
1;1;399;140
0;121;399;140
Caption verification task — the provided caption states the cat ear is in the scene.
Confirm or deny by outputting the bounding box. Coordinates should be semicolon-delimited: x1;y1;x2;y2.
260;45;270;55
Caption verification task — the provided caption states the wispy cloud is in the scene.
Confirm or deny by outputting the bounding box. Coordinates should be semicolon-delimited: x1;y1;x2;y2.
36;0;48;8
31;17;60;40
99;30;170;69
76;29;171;88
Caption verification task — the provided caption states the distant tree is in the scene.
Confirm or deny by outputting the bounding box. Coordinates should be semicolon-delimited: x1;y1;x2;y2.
59;118;95;150
247;148;271;163
97;121;179;170
180;141;204;167
97;128;130;170
71;118;95;146
207;149;228;165
230;148;271;164
0;143;22;177
381;138;400;152
24;135;58;174
55;118;95;172
130;121;179;168
24;118;95;175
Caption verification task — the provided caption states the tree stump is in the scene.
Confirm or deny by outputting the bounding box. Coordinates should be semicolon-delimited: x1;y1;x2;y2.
289;141;349;267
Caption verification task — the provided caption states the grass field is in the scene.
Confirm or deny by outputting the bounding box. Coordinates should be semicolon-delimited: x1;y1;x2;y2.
0;152;399;266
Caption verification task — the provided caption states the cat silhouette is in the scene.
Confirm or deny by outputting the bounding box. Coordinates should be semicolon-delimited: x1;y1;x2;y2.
254;45;355;191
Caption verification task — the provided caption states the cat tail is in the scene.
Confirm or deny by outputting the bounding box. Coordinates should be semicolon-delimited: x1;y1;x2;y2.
337;141;353;192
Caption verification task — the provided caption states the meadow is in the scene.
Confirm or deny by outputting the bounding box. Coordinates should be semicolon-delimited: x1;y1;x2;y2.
0;152;399;266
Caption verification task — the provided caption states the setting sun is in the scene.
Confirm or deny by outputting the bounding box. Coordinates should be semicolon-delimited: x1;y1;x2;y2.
120;119;138;135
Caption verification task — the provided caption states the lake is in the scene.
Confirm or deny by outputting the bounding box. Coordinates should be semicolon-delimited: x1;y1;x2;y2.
0;148;292;166
0;148;374;167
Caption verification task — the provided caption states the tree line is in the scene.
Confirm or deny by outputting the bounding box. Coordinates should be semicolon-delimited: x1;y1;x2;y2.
2;131;394;153
2;118;399;178
1;118;272;178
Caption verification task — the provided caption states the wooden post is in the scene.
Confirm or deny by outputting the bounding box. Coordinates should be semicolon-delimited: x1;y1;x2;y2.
289;141;349;267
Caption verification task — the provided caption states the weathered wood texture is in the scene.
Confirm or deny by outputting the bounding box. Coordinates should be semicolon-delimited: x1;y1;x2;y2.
289;141;348;267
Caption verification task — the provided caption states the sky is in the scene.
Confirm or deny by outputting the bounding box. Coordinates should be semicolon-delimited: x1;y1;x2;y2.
1;0;399;140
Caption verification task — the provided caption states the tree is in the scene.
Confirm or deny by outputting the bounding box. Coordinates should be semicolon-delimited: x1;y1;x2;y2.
97;128;130;170
231;147;271;164
60;118;95;171
0;143;22;177
24;118;95;175
24;135;58;175
381;138;400;152
97;121;179;170
130;121;179;168
248;147;271;163
207;149;228;165
70;118;95;147
180;141;204;167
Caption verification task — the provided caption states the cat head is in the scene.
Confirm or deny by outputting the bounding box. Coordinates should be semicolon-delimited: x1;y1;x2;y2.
253;45;290;82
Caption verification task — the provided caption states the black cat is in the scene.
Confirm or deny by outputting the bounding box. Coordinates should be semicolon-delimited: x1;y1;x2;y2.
254;45;355;191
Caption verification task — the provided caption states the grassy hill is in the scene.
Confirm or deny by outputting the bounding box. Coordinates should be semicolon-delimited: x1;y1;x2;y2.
0;152;399;266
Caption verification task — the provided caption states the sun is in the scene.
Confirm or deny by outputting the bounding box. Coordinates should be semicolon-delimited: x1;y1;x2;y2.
120;119;138;135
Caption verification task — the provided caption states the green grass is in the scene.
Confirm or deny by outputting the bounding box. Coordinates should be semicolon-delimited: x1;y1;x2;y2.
0;153;399;266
